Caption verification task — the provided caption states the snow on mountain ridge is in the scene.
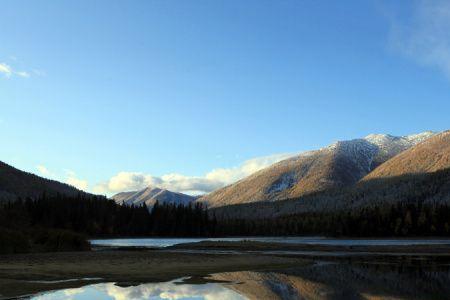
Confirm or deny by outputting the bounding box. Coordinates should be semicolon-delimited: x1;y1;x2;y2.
364;131;435;148
265;132;435;191
253;131;436;194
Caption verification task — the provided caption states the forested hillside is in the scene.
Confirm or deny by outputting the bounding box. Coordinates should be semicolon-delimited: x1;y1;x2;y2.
0;161;91;201
212;168;450;219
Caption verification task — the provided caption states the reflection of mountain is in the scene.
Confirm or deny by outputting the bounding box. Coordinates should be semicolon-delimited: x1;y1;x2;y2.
211;262;450;300
212;270;331;300
30;261;450;300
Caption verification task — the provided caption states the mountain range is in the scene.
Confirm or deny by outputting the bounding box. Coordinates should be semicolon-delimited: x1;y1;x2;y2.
2;130;449;220
197;131;436;208
210;130;450;219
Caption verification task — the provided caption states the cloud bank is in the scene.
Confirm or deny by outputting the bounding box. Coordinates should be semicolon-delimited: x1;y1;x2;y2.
388;0;450;78
36;166;89;191
65;170;89;191
93;153;294;196
35;153;295;196
36;165;53;178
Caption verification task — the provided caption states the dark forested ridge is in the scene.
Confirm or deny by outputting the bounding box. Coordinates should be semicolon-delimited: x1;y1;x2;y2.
0;161;92;202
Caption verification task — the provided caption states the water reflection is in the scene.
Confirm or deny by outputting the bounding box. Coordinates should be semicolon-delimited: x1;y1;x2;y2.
211;262;450;300
32;278;245;300
90;237;450;248
32;260;450;300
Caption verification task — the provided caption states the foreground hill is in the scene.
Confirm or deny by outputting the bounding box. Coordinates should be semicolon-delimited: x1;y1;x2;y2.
211;131;450;219
0;161;90;201
199;131;435;208
112;187;196;207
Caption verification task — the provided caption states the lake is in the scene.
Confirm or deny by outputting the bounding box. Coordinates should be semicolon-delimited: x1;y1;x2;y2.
90;236;450;248
31;260;450;300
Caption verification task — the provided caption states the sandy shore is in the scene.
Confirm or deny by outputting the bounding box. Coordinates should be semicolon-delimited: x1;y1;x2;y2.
0;249;307;299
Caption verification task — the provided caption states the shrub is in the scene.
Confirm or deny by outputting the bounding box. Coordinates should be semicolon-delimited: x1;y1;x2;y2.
0;227;31;254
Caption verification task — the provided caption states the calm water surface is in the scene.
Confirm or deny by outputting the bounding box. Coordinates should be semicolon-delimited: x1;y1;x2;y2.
31;261;450;300
90;236;450;248
31;278;245;300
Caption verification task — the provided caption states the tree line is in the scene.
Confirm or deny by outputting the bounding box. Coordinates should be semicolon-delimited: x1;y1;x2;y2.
0;193;218;253
0;193;216;238
3;192;450;241
3;166;450;254
216;201;450;237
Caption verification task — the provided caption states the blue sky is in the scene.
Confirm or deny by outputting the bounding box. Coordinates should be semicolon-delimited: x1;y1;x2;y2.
1;0;449;195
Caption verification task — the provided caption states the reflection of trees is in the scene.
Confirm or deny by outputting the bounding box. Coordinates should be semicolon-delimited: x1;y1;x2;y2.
212;262;450;300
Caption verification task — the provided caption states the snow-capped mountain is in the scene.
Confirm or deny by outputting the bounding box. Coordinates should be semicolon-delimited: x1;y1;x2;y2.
211;130;450;219
112;187;196;208
364;130;450;180
197;131;436;208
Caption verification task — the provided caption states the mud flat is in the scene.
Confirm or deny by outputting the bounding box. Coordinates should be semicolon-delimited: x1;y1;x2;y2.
169;240;450;255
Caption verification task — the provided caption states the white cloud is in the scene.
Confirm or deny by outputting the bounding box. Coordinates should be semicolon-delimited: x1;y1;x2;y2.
388;0;450;79
36;165;88;191
37;165;54;178
15;71;30;78
65;170;89;191
0;63;12;77
0;59;43;79
93;153;294;196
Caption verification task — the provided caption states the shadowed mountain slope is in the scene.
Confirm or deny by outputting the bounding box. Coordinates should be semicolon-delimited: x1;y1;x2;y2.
0;161;90;201
212;167;450;220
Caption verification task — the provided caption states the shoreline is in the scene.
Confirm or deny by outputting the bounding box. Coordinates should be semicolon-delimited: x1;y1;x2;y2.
3;241;450;299
0;249;307;299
